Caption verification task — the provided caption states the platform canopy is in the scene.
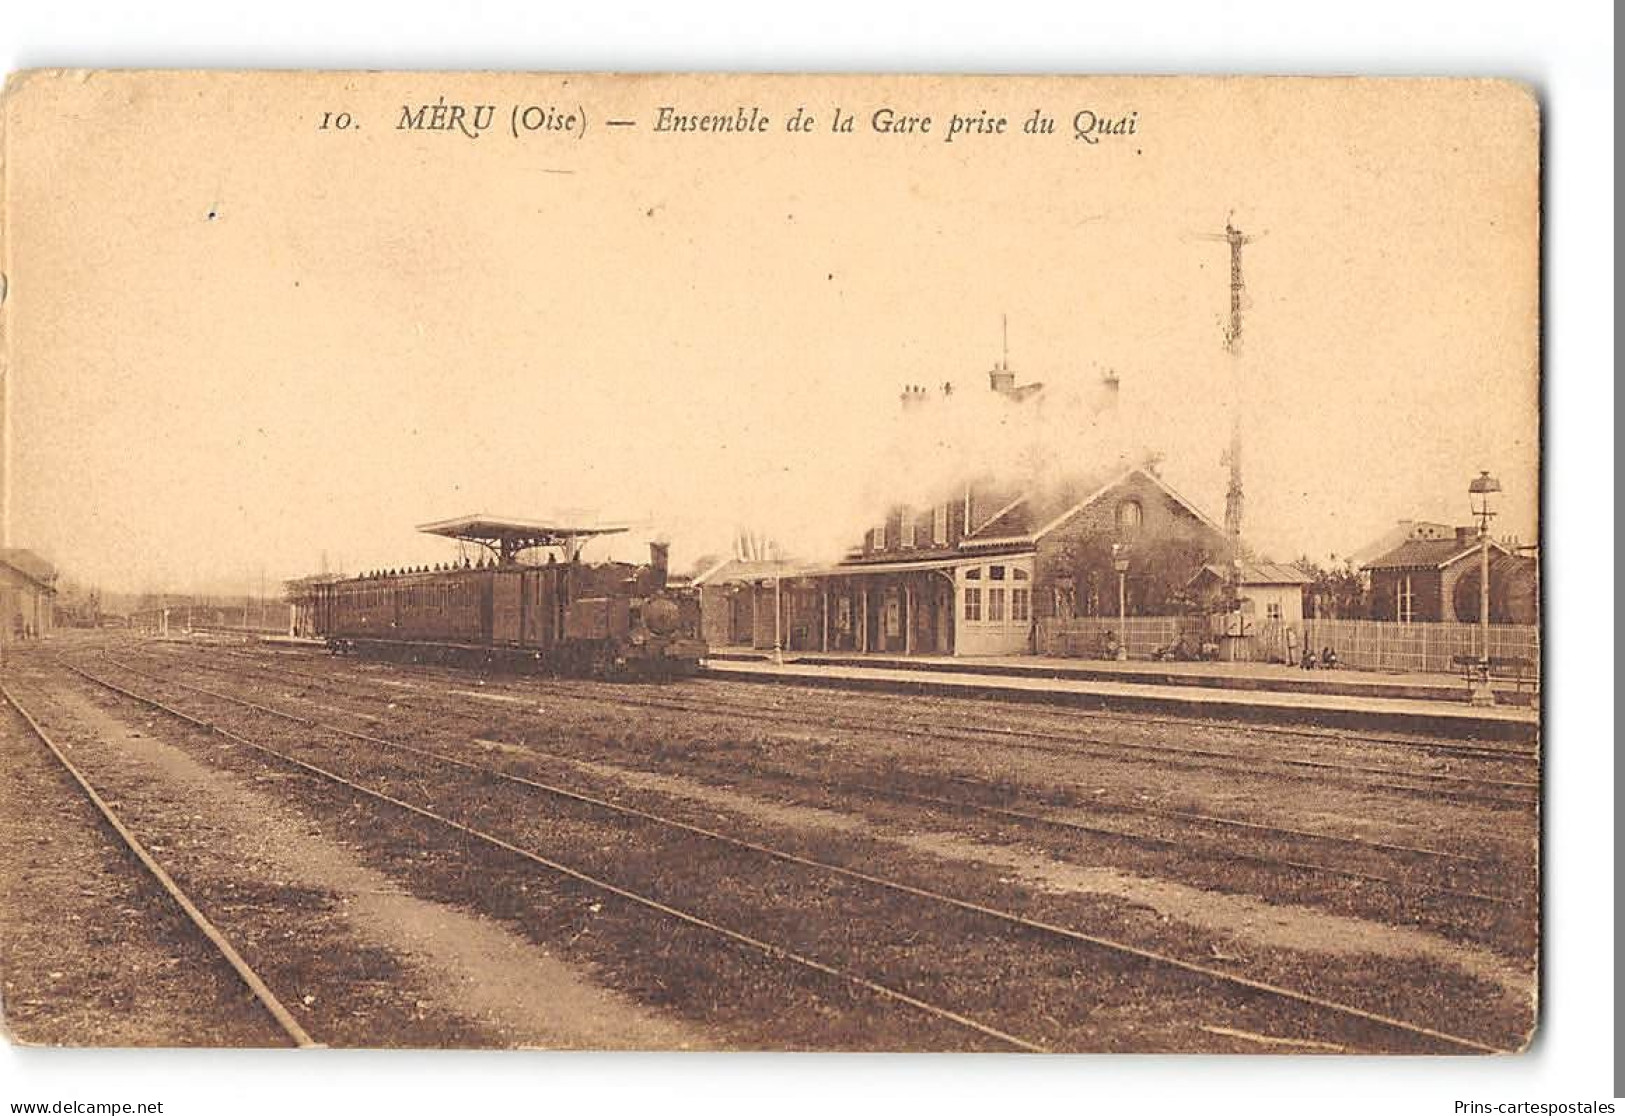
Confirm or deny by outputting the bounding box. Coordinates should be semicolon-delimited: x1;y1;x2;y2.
416;515;629;565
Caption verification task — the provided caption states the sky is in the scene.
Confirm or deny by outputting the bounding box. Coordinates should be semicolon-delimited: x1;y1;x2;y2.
4;73;1539;593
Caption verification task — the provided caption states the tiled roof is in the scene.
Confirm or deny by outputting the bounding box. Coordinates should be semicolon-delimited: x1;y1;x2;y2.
1345;520;1456;568
961;469;1116;543
0;548;56;588
963;465;1226;546
1363;537;1495;571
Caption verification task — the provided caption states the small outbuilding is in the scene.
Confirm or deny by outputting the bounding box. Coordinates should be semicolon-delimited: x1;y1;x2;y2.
0;549;57;642
1186;560;1310;662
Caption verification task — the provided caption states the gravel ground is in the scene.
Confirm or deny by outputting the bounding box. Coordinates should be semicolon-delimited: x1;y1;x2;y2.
147;644;1536;923
0;687;288;1046
5;661;710;1050
10;635;1539;1052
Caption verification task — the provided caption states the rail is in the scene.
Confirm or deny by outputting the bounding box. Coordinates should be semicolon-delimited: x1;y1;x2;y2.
0;678;318;1048
78;654;1512;1054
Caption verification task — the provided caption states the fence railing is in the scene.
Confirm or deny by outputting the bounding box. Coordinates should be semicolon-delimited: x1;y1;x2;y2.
1299;618;1540;678
1036;616;1198;660
1037;615;1540;679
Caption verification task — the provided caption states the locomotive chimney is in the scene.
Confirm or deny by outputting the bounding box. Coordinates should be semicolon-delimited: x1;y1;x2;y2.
648;540;670;590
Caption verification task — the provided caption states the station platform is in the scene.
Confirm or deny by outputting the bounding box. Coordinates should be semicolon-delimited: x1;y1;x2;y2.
707;649;1537;704
701;653;1540;742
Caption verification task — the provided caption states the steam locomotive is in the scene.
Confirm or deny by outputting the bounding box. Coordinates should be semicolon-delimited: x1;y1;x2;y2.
310;540;706;678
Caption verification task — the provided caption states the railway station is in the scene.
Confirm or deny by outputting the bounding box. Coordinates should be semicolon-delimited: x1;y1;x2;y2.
0;80;1543;1062
0;360;1541;1055
0;363;1541;1055
0;580;1539;1055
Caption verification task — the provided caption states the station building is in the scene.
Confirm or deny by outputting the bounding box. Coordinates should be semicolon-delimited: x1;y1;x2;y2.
698;362;1231;657
0;549;57;642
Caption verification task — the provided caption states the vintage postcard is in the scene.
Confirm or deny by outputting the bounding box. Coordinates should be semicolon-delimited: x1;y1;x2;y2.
0;72;1538;1053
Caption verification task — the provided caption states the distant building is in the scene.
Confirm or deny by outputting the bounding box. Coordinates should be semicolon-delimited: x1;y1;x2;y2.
1187;561;1310;627
700;361;1230;657
1344;519;1456;570
691;558;795;650
1187;560;1310;660
0;549;57;641
1363;527;1537;624
284;573;346;637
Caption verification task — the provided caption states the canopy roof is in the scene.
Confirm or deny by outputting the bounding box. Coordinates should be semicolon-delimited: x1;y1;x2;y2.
416;515;628;563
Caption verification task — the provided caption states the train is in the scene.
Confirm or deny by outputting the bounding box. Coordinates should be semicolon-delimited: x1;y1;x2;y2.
310;539;707;678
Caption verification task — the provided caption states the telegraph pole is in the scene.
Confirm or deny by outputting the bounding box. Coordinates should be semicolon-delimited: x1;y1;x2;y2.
1218;219;1254;547
1192;218;1260;640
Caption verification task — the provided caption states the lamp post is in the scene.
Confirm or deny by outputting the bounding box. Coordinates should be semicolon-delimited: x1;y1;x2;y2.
1112;544;1130;661
1468;470;1501;707
772;574;784;665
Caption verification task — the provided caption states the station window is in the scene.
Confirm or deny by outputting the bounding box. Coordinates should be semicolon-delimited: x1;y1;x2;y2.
964;567;981;580
1013;567;1029;581
836;597;851;631
1011;588;1031;622
964;586;982;621
884;592;902;637
988;588;1006;622
1265;601;1283;621
989;565;1006;580
1397;576;1415;624
1116;499;1143;533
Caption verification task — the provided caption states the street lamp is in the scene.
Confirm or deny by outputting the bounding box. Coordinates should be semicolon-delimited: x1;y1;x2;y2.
1468;470;1501;707
772;574;784;665
1112;544;1130;661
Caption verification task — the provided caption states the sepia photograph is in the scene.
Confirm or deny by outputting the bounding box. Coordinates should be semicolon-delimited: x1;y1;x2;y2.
0;68;1546;1065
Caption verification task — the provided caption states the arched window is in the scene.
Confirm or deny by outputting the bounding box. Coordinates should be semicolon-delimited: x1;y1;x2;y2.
1116;499;1143;533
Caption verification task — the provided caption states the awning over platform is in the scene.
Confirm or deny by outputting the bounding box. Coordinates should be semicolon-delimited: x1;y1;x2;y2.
726;552;1035;583
416;514;629;563
806;555;978;578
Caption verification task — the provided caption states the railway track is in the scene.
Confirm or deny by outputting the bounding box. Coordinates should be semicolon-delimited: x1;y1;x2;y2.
120;647;1538;870
72;655;1523;1052
192;646;1538;808
102;653;1525;912
0;677;319;1049
57;659;1058;1052
237;641;1541;765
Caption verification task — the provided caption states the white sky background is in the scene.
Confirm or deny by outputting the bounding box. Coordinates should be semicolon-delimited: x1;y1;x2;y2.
8;74;1538;591
0;4;1612;1115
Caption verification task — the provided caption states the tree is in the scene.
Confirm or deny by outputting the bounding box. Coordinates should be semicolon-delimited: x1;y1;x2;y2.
1051;524;1219;617
1293;557;1368;619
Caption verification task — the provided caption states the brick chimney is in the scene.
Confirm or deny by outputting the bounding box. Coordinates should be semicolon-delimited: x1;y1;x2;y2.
1100;368;1120;411
900;383;929;410
988;361;1015;395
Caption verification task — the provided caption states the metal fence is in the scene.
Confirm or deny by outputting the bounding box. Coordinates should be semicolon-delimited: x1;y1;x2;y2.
1300;618;1540;678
